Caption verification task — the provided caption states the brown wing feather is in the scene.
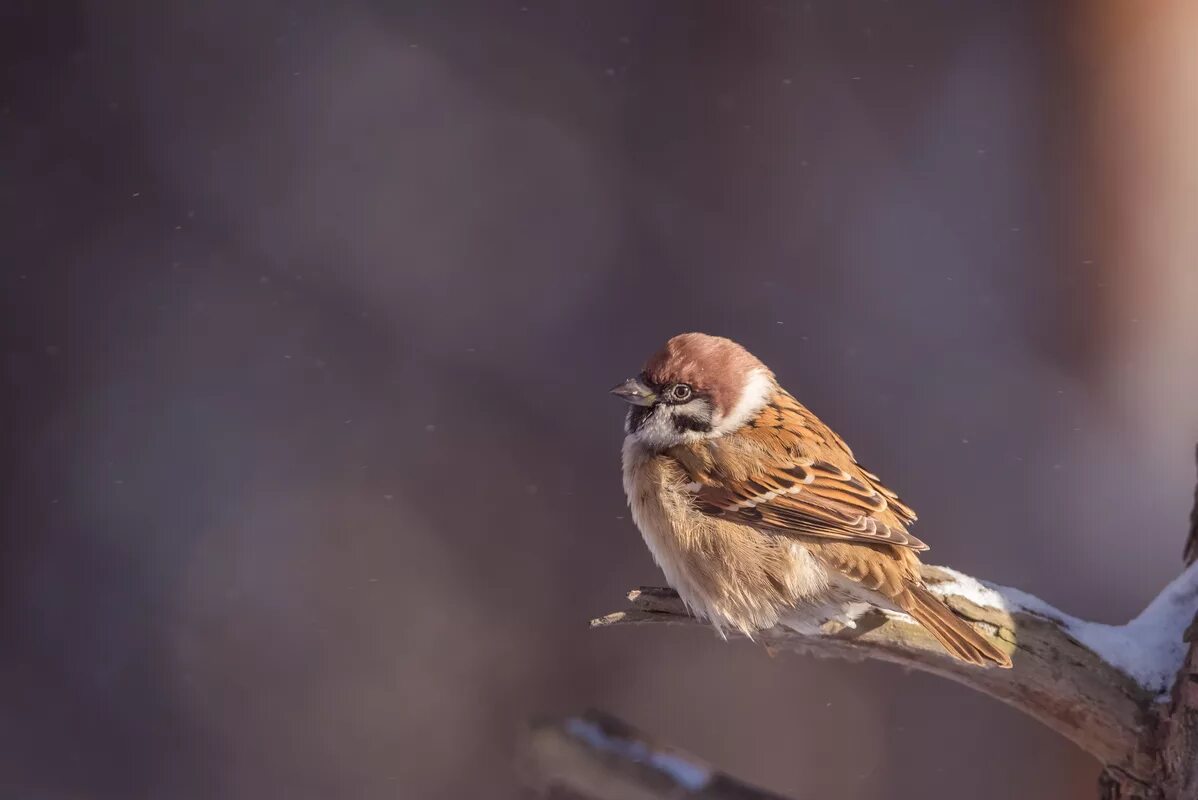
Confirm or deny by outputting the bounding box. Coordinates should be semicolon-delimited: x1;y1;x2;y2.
672;390;924;550
811;541;1011;668
900;586;1013;667
667;388;1009;668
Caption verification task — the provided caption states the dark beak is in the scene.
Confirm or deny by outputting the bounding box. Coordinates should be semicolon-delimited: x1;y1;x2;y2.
610;377;656;406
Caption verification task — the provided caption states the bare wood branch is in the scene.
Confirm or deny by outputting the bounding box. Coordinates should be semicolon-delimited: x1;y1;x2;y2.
556;446;1198;797
593;561;1198;791
523;710;793;800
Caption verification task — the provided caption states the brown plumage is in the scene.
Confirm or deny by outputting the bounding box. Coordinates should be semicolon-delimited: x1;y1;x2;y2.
616;332;1011;669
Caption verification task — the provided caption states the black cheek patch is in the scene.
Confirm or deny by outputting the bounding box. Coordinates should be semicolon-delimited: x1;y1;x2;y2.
672;414;713;434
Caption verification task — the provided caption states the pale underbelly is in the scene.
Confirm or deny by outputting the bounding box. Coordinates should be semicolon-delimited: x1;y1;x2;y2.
623;439;875;635
636;517;846;634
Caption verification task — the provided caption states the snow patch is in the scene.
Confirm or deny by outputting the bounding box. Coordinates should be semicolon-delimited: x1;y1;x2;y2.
928;566;1063;620
1072;562;1198;694
564;717;712;790
928;564;1198;694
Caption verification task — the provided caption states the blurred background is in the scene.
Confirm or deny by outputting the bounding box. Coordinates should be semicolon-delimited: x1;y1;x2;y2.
3;1;1198;798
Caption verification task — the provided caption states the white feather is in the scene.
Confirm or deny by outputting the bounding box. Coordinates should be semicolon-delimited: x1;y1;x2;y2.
712;368;773;434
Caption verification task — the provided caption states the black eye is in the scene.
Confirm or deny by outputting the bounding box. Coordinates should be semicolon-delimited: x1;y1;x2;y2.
669;383;692;402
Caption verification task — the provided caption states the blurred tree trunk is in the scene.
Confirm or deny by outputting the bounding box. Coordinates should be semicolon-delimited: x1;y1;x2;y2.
1075;0;1198;442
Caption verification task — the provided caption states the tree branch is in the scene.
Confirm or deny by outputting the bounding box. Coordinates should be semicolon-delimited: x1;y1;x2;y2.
522;447;1198;798
523;710;791;800
594;561;1198;792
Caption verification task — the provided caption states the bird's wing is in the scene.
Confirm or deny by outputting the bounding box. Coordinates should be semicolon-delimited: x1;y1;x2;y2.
675;390;926;551
809;540;1011;667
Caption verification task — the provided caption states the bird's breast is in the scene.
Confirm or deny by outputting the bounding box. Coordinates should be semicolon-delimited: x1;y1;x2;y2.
621;438;705;608
620;437;831;634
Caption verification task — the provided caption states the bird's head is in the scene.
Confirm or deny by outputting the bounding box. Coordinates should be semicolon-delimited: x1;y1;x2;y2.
612;332;775;451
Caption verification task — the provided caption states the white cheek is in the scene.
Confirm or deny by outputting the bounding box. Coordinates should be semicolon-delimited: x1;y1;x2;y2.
674;398;711;417
713;369;773;433
629;406;706;450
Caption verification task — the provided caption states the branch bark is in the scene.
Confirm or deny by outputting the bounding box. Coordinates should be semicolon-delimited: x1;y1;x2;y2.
594;566;1198;796
595;565;1182;791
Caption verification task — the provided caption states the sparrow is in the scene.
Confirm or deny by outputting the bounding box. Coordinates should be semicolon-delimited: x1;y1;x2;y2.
613;332;1011;668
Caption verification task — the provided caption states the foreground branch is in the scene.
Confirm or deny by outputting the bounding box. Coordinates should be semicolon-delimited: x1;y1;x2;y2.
524;710;790;800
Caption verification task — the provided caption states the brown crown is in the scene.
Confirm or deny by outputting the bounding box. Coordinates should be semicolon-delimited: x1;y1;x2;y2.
641;333;769;416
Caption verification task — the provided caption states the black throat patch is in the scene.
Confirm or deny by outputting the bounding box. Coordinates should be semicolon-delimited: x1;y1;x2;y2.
627;405;653;433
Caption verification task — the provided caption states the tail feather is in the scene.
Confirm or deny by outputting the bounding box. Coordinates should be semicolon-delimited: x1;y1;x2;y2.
898;586;1012;669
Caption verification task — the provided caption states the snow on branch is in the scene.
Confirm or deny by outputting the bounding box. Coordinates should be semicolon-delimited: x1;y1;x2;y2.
523;710;791;800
